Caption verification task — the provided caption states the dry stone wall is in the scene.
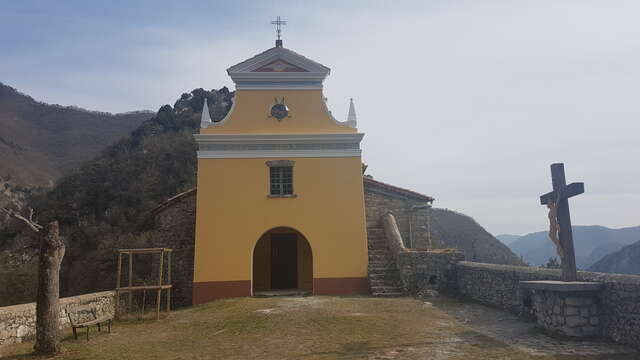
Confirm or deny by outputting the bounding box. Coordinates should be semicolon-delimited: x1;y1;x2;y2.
0;291;114;345
151;189;196;308
380;212;465;295
364;185;434;249
396;251;464;294
528;286;602;337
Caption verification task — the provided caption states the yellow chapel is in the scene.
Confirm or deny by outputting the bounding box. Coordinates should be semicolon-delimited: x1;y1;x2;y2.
192;38;368;304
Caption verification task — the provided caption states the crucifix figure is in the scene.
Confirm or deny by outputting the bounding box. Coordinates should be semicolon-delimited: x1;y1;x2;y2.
271;16;287;47
539;163;584;282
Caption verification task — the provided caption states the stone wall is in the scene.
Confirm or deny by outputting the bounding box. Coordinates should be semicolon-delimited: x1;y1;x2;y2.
396;251;465;294
0;291;114;345
524;283;602;337
456;261;640;349
380;212;465;295
151;189;196;308
364;184;435;249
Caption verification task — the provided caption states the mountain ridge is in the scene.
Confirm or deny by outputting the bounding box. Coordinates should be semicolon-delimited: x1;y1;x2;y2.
504;225;640;268
588;240;640;275
0;81;152;224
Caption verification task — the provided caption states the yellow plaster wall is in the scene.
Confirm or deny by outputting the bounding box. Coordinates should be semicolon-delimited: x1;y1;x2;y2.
193;156;368;284
200;90;356;134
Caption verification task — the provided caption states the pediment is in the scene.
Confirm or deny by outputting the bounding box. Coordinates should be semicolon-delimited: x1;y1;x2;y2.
227;46;330;89
252;59;308;73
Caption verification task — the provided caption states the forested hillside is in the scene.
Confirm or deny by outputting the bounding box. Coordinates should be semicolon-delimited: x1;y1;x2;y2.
0;87;233;306
0;82;152;223
432;209;524;265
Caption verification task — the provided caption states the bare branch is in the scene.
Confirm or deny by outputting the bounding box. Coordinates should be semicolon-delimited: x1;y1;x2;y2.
1;207;43;233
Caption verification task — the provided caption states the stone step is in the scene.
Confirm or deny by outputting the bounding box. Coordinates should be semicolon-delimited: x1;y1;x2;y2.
368;271;401;279
368;273;400;280
368;263;394;268
368;267;395;273
368;249;390;254
368;255;394;262
370;286;404;294
367;240;387;246
368;244;388;248
367;247;389;252
369;268;394;273
371;292;405;297
369;281;402;288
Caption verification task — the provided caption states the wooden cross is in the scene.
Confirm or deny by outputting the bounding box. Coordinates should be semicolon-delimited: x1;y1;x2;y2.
539;163;584;282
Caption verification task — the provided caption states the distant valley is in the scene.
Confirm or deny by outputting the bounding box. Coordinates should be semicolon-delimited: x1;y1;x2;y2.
497;225;640;273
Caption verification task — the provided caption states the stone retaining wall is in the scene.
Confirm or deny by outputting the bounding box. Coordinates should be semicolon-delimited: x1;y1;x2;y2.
381;212;465;294
0;291;114;345
364;182;434;248
396;251;465;294
456;262;640;349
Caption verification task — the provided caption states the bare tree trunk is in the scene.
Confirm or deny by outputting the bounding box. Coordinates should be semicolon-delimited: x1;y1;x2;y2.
34;221;65;355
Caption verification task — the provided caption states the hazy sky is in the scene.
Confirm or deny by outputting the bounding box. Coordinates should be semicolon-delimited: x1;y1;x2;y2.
1;1;639;236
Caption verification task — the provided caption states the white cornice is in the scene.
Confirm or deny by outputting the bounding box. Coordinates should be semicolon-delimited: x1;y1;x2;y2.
197;149;362;159
194;133;364;159
235;83;323;90
194;133;364;144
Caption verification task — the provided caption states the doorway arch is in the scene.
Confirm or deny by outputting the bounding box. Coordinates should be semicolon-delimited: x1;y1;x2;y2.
252;227;313;294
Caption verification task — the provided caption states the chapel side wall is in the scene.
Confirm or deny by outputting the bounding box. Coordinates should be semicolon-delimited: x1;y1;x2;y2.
0;291;114;345
456;261;640;349
363;188;433;249
152;193;196;308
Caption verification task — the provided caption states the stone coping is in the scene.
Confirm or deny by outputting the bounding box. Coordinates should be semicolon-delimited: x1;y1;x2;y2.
520;280;603;292
0;291;115;314
457;261;640;285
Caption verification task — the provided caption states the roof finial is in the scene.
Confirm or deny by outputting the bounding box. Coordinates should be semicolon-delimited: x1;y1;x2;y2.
347;98;357;127
200;98;212;129
271;16;287;47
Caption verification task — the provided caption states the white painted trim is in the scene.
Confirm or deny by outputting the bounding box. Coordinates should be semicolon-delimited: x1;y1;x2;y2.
322;97;357;129
202;95;236;129
194;132;364;144
197;149;362;159
235;83;323;90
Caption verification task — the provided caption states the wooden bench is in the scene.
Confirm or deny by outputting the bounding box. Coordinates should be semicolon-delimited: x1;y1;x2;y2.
67;307;113;341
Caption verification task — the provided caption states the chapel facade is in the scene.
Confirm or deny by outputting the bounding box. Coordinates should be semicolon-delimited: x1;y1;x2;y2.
191;40;369;304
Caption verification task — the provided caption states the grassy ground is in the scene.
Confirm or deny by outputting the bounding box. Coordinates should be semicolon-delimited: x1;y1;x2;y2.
1;296;636;360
